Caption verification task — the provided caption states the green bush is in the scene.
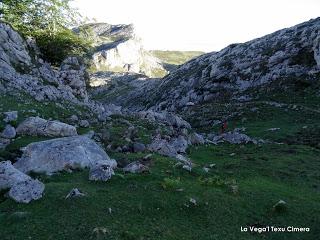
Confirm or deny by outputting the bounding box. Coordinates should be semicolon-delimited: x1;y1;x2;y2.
34;29;92;66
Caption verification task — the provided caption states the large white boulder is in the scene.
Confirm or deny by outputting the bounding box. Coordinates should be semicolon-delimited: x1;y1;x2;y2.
14;136;117;175
0;161;44;203
16;117;77;137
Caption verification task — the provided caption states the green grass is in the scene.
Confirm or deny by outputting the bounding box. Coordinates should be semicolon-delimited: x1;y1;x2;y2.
1;77;320;239
151;50;204;66
0;143;319;239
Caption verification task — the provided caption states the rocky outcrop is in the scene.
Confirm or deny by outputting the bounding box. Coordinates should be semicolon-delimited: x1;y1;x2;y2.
76;23;167;77
58;57;88;101
16;117;77;137
0;22;88;103
0;161;44;203
135;111;191;129
143;17;320;111
14;136;117;175
148;135;189;157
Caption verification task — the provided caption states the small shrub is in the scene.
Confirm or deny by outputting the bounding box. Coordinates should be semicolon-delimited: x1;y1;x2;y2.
161;177;182;190
34;29;92;66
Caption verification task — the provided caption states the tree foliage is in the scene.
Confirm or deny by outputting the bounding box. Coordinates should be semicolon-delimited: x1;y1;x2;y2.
0;0;92;66
0;0;81;34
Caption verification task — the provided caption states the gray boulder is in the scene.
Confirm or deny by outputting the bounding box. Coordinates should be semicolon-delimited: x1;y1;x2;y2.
123;161;149;173
188;132;205;145
8;179;44;203
65;188;85;199
79;120;90;128
3;111;18;123
0;161;44;203
0;161;30;190
133;142;146;153
14;136;117;175
171;136;188;153
89;162;115;181
222;132;257;144
16;117;77;137
148;137;177;157
148;135;189;157
1;125;16;139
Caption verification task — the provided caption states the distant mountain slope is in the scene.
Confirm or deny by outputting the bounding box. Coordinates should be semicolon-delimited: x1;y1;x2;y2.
150;50;204;71
146;17;320;111
74;23;167;78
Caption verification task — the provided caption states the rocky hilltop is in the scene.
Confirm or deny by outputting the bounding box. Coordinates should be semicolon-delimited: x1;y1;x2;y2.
143;17;320;111
75;23;167;78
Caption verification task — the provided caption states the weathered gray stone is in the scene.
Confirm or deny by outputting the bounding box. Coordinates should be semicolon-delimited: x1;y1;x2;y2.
133;142;146;153
65;188;85;199
89;162;114;181
148;135;189;157
79;120;90;128
8;179;44;203
0;161;44;203
3;111;18;123
0;161;30;190
14;136;117;175
188;132;205;145
16;117;77;137
1;125;16;139
123;161;149;173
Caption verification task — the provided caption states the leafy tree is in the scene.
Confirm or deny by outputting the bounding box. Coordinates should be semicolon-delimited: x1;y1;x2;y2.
0;0;92;66
0;0;81;34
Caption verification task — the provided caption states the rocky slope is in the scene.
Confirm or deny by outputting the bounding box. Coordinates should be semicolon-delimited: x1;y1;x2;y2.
144;17;320;111
75;23;167;78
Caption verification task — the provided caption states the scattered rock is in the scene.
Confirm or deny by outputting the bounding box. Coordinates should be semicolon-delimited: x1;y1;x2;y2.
273;200;287;212
267;128;280;132
189;198;197;205
3;111;18;123
203;167;210;173
14;136;117;175
79;120;90;128
16;117;77;137
65;188;85;199
9;179;44;203
1;125;16;139
182;165;192;172
0;161;44;203
89;162;115;181
123;161;149;173
133;142;146;153
188;132;205;145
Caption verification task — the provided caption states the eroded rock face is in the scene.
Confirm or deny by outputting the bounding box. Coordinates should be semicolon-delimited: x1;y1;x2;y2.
14;136;117;175
0;23;32;73
16;117;77;137
0;161;44;203
0;23;88;103
141;17;320;111
75;23;166;77
58;57;88;101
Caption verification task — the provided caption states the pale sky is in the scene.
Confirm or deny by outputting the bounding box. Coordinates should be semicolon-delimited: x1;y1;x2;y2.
72;0;320;52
